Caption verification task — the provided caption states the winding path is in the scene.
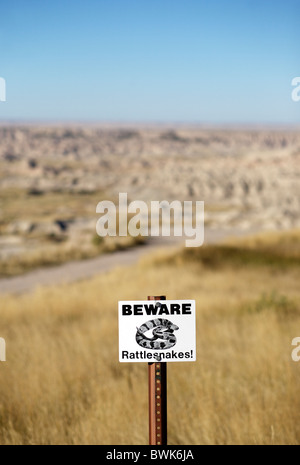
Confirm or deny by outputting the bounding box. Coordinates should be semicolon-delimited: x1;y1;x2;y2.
0;228;258;295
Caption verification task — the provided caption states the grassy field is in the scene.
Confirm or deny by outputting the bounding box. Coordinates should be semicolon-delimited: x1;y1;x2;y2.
0;229;300;444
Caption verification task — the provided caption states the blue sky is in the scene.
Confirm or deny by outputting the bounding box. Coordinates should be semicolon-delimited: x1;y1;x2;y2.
0;0;299;124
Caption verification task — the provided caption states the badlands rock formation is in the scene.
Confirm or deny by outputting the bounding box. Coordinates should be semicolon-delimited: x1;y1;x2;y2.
0;125;299;260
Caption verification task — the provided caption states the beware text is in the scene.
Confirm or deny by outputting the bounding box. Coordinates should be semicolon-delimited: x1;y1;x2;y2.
122;302;192;316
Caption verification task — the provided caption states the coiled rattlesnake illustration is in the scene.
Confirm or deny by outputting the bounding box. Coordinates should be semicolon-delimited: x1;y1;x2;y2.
135;318;179;349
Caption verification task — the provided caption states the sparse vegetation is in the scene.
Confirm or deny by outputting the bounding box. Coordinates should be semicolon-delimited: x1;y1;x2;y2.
0;234;146;277
0;187;147;277
1;126;300;276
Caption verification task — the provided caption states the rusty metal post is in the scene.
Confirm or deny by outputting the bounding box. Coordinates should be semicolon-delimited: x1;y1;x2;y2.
148;295;167;445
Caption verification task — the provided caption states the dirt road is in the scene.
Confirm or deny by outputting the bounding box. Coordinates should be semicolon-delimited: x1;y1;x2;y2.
0;228;258;295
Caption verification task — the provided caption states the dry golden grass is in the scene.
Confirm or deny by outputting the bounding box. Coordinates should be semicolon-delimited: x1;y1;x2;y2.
0;229;300;444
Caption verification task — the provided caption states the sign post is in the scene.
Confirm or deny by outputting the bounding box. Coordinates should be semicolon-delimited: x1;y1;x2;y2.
118;297;196;445
148;296;167;445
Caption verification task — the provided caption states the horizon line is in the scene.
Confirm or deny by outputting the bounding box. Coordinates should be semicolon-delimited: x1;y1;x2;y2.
0;119;299;130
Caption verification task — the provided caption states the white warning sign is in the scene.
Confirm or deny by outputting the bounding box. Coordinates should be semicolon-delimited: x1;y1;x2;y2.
118;300;196;363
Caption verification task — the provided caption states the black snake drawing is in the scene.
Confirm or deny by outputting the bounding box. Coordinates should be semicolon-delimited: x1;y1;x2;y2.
135;318;179;350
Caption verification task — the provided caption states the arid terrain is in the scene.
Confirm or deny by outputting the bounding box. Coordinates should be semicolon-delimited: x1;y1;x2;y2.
0;125;299;277
1;125;300;445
